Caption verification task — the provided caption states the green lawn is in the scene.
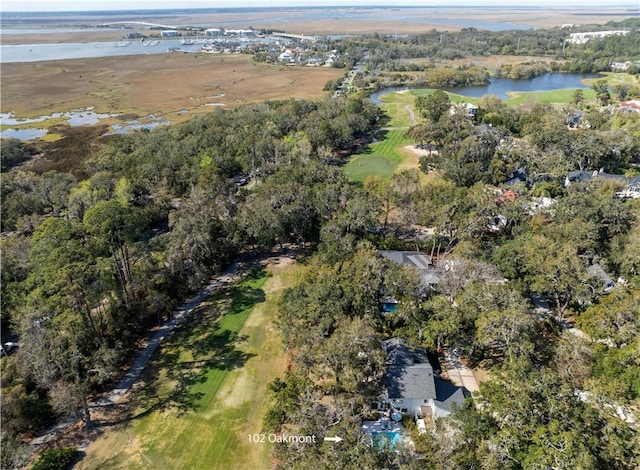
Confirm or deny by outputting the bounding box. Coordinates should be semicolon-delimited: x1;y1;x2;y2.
343;129;413;182
505;87;597;106
78;264;294;470
377;91;417;128
410;88;479;105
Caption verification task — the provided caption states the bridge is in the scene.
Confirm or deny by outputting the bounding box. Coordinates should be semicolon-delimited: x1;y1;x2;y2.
98;21;180;30
272;32;318;42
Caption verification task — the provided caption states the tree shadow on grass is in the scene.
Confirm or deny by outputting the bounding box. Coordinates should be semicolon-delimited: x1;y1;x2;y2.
377;113;392;128
357;129;390;157
97;274;267;426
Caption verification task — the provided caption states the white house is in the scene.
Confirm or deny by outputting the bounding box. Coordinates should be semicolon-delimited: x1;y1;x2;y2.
376;338;468;420
568;30;629;44
278;48;294;62
450;102;479;118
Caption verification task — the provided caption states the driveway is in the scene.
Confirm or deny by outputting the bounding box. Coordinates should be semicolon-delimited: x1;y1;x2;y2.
443;347;479;394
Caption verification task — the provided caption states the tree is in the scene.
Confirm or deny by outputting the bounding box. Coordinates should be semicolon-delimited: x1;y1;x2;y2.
0;139;38;171
471;284;537;362
577;287;639;348
493;234;594;317
83;200;135;300
364;176;393;231
571;88;585;105
553;333;594;388
475;367;622;469
422;295;465;350
613;84;631;101
167;182;237;292
16;218;118;431
592;79;611;106
321;316;384;395
415;90;451;122
438;132;500;187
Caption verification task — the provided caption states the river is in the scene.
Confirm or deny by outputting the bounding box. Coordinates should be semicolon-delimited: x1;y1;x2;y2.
0;38;274;63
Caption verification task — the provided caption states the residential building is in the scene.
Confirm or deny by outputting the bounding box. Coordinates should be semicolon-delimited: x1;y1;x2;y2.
376;338;468;419
564;169;628;187
616;177;640;199
620;100;640;113
567;30;629;44
587;264;616;293
380;251;440;287
450;102;479;118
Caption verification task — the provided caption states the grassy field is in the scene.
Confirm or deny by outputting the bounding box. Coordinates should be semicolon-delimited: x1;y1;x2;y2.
1;53;342;122
376;91;418;128
76;260;295;470
343;129;414;182
342;88;475;183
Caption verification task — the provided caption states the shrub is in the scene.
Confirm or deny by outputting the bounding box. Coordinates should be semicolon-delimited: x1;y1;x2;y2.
31;447;76;470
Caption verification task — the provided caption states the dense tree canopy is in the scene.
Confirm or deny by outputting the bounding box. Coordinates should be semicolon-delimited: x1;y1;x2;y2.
3;21;640;468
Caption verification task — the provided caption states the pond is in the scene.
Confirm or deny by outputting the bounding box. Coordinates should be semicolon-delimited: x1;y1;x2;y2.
369;73;599;104
1;108;116;126
0;128;48;140
444;73;601;100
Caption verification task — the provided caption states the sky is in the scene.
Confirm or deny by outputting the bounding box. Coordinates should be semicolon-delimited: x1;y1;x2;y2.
2;0;639;13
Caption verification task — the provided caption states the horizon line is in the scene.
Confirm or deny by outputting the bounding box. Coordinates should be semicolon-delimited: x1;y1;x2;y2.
3;4;639;13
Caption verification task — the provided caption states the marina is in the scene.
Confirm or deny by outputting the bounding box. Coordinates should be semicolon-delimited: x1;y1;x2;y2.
0;35;288;63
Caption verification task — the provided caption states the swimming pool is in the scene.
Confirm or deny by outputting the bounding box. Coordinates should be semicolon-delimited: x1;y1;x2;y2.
371;431;403;450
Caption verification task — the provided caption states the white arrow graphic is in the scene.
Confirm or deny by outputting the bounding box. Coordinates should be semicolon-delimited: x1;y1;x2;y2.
324;436;343;443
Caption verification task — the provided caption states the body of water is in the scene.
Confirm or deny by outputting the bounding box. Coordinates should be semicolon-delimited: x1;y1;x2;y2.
370;73;598;104
0;109;172;141
2;40;213;63
445;73;600;100
1;6;535;63
2;27;116;35
0;35;287;63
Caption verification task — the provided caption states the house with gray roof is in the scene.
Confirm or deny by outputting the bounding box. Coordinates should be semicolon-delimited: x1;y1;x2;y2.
587;263;616;293
376;338;467;419
380;251;440;286
564;170;628;187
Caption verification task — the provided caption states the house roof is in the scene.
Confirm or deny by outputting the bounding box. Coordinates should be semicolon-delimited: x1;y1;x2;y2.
380;251;440;285
566;170;629;186
434;377;468;412
383;338;436;401
381;338;468;412
587;263;615;291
